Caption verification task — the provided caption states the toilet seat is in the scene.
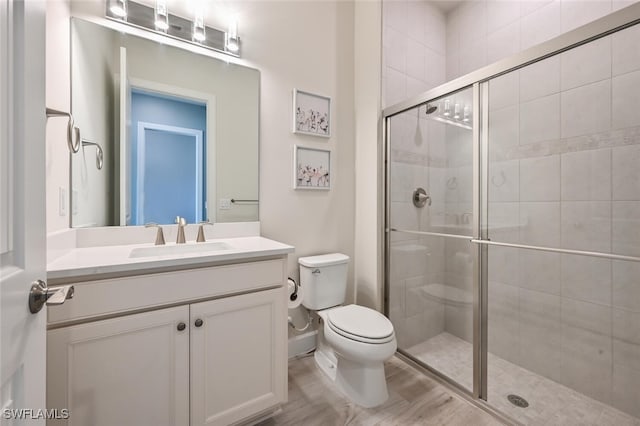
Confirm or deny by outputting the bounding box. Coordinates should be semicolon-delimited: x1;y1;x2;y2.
326;304;395;344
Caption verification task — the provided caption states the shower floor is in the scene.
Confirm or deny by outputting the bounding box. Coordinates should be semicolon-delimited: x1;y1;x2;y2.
407;333;640;425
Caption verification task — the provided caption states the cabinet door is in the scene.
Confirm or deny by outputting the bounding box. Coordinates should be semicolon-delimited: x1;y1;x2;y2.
47;306;190;426
190;287;287;426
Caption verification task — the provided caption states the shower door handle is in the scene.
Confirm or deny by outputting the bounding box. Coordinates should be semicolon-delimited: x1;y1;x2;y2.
413;188;431;208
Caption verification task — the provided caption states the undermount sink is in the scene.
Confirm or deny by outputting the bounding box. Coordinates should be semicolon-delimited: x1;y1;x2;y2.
129;242;233;258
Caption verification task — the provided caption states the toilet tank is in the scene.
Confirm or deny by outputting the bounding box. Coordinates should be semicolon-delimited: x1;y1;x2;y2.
298;253;350;310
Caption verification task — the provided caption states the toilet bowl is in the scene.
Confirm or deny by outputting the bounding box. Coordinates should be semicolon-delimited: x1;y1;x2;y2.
298;254;397;408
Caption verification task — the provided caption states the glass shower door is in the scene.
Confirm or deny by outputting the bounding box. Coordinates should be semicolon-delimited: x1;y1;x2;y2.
387;86;476;392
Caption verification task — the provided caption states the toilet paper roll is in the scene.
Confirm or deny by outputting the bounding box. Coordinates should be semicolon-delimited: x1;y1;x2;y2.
287;278;303;309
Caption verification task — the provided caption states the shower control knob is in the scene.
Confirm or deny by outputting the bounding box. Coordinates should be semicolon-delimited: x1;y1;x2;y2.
413;188;431;208
194;319;204;327
177;322;186;331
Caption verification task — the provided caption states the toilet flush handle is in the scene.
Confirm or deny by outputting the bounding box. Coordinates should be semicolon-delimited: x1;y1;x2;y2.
312;269;321;275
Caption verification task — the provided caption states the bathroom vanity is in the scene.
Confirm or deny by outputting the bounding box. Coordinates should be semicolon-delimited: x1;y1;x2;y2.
45;229;293;426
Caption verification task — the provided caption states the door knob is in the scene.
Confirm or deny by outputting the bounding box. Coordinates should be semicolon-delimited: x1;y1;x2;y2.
194;319;204;327
177;322;186;331
28;280;75;314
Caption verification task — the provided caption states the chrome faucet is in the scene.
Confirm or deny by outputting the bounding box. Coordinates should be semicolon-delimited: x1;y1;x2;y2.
145;223;166;245
175;216;187;244
196;220;214;243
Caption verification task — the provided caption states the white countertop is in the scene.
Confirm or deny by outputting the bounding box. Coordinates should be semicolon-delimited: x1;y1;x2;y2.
47;236;294;282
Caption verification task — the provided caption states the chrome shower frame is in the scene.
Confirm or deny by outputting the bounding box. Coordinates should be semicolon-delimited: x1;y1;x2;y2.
382;1;640;416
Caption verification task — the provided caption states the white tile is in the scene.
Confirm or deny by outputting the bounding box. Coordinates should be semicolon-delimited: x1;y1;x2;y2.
459;37;488;76
520;93;561;144
561;79;612;138
612;201;640;257
520;201;561;246
612;0;638;10
385;67;407;107
406;39;426;81
406;76;428;99
424;3;446;54
487;21;521;64
445;303;473;343
424;49;446;86
612;144;640;201
520;155;560;201
561;201;612;252
489;201;521;242
487;0;521;33
446;52;461;81
519;55;561;102
613;365;640;418
407;0;427;45
613;260;640;311
561;148;612;201
612;19;640;76
384;26;407;73
488;281;520;363
489;71;519;110
561;0;612;33
489;245;520;287
561;254;612;305
458;0;488;41
519;250;562;294
383;0;408;34
612;70;640;130
560;36;612;90
560;298;613;403
521;0;562;50
488;160;520;202
613;308;640;366
519;289;562;380
521;0;555;16
390;201;421;231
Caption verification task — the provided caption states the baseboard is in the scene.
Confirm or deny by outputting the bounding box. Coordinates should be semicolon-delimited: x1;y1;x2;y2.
288;330;317;359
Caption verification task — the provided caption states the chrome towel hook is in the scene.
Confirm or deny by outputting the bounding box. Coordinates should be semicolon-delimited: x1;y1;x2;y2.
46;108;81;153
81;140;104;170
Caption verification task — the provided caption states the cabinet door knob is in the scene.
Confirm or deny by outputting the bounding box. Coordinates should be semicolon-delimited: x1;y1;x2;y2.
177;322;186;331
194;319;204;327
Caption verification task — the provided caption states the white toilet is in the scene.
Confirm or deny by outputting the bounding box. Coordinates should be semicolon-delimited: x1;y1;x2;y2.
298;253;397;408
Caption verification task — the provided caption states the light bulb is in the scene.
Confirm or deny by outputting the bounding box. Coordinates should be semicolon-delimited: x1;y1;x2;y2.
193;11;206;42
226;19;239;52
109;0;127;18
454;103;461;120
154;0;169;31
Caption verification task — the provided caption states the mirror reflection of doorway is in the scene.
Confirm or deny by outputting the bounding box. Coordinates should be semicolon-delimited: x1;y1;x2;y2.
129;90;207;225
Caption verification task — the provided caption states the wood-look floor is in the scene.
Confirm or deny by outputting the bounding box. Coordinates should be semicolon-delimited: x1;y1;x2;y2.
259;355;506;426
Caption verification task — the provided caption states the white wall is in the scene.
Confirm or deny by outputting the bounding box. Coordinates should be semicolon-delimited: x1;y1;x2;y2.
46;1;360;301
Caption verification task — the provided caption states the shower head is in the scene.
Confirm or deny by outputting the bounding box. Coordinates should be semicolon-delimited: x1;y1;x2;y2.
425;103;438;115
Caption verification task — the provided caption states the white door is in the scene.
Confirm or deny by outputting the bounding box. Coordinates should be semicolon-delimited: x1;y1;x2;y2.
190;288;287;426
0;0;48;422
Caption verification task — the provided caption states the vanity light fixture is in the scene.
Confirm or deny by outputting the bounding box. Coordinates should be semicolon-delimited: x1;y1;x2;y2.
154;0;169;31
109;0;127;18
192;10;206;42
105;0;241;57
453;103;461;120
226;19;239;53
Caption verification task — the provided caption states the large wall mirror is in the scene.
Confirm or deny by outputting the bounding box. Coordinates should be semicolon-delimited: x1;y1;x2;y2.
70;18;259;227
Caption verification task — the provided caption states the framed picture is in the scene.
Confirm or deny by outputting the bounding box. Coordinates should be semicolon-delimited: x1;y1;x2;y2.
293;89;331;138
294;146;331;190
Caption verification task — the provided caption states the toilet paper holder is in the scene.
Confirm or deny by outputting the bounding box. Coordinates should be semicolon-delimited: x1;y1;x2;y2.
288;277;299;302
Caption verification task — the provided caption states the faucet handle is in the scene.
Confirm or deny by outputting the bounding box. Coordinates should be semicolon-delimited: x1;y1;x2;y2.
196;220;214;243
145;223;166;246
175;216;187;226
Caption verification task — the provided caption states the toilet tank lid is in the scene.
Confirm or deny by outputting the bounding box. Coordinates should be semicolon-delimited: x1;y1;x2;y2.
298;253;349;267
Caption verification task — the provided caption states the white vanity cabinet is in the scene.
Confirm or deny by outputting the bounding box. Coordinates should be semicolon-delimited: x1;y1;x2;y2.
46;257;288;426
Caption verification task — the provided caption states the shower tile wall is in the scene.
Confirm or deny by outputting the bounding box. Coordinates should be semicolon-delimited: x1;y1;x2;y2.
487;23;640;418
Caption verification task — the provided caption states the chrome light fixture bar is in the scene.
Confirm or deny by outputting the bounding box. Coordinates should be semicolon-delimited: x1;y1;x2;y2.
105;0;241;57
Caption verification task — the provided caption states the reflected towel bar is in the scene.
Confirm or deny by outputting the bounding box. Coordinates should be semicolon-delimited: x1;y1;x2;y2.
45;108;81;153
81;140;104;170
231;199;258;204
